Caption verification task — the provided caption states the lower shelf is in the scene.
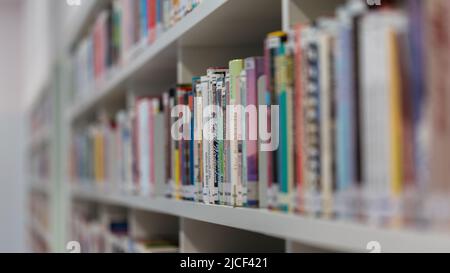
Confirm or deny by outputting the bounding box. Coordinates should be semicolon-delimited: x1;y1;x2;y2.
70;186;450;252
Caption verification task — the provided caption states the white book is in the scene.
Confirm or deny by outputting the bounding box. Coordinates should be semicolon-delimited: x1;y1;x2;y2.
137;99;151;196
201;76;210;204
317;19;339;216
360;11;407;220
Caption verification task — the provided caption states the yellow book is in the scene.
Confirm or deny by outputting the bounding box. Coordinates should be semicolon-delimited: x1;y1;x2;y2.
388;28;403;197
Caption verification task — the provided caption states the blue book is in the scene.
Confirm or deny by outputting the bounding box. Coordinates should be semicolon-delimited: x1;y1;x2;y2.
335;23;355;193
140;0;148;40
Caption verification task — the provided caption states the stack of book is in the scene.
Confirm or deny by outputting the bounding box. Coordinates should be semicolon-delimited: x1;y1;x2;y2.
73;0;202;100
71;0;450;226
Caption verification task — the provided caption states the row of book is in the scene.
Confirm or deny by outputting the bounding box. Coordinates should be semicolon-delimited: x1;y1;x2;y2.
71;207;178;253
73;0;202;101
71;0;450;225
29;90;53;137
28;192;50;252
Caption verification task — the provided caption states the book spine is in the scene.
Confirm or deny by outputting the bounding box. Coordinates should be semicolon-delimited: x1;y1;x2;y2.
188;92;195;201
201;76;210;204
239;69;247;207
245;57;264;207
318;28;335;217
140;0;148;42
224;74;231;205
193;79;203;202
137;98;150;195
229;60;244;206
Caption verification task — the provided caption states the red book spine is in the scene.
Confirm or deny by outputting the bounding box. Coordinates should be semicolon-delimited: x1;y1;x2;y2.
148;0;157;43
94;22;101;80
294;24;304;212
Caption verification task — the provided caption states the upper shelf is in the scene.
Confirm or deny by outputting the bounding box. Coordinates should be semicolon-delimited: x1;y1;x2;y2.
65;0;282;123
71;186;450;253
63;0;107;53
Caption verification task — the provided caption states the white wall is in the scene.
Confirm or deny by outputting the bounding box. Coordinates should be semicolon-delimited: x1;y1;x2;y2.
22;0;54;110
0;0;25;252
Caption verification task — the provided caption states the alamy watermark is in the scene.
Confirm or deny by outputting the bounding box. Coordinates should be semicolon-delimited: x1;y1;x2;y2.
171;103;279;152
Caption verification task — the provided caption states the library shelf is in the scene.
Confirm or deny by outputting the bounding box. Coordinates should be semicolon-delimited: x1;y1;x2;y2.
28;126;51;150
65;0;281;123
70;186;450;253
64;0;108;52
29;180;51;195
28;217;52;248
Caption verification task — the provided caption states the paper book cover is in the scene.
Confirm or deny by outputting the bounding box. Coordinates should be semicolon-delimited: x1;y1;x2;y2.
229;60;244;206
200;76;210;204
133;0;141;45
240;69;248;207
217;78;226;205
137;98;151;195
293;24;305;213
318;27;336;218
156;0;164;37
265;31;287;209
275;42;288;212
167;88;176;198
257;75;268;208
190;77;199;201
140;0;148;42
185;92;196;201
302;27;321;215
148;0;157;43
207;68;227;204
388;27;404;198
219;76;228;205
193;78;203;202
245;56;264;207
224;73;232;205
335;8;356;200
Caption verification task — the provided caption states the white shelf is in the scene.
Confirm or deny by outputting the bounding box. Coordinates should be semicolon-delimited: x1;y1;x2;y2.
29;181;51;195
70;186;450;252
28;126;51;150
66;0;281;122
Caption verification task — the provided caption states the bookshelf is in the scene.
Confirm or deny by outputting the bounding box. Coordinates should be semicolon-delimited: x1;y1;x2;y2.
51;0;450;253
27;62;67;253
26;78;55;252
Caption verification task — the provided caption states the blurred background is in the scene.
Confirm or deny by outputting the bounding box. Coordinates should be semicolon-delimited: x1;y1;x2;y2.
0;0;66;252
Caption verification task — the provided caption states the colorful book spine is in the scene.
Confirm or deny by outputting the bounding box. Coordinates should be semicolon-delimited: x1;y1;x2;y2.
265;31;287;210
229;60;244;207
148;0;157;43
140;0;148;41
193;78;203;202
244;57;263;207
200;76;210;204
240;69;248;206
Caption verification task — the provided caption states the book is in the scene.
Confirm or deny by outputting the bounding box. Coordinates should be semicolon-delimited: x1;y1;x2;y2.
245;57;264;207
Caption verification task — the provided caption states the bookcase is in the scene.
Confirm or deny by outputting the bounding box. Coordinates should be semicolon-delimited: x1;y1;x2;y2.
26;66;64;252
33;0;450;253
